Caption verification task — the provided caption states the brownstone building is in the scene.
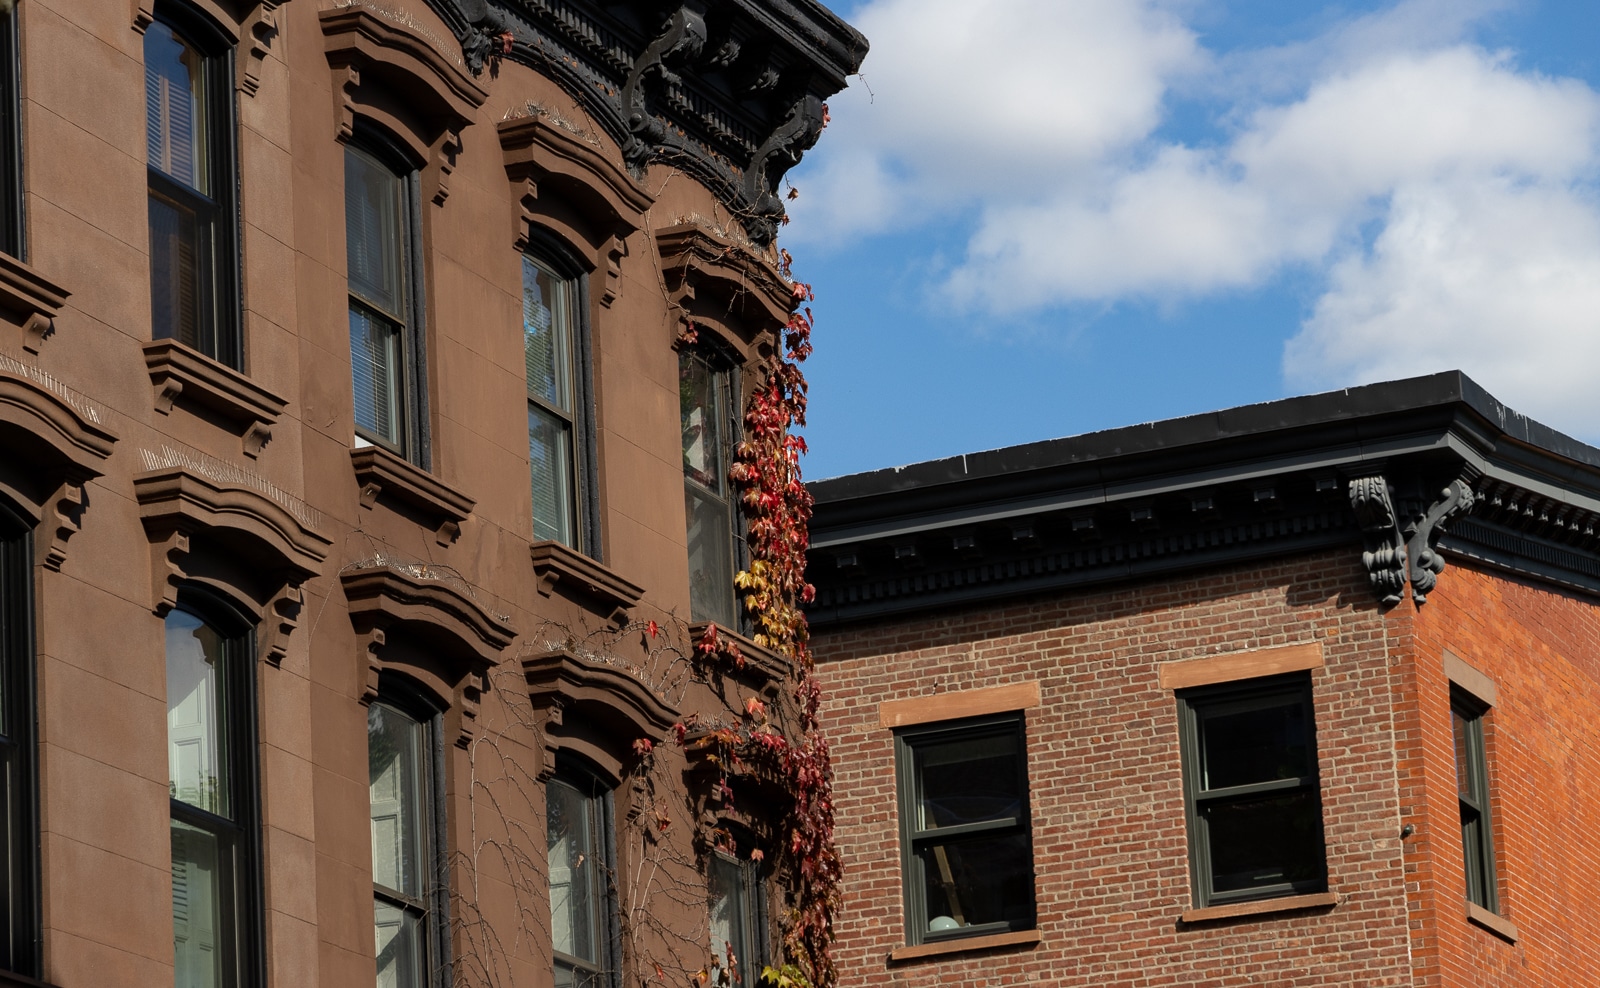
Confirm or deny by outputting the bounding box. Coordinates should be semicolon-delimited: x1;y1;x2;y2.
0;1;863;987
807;374;1600;987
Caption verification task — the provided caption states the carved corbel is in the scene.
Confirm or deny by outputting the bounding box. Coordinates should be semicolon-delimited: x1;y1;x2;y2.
601;235;627;308
457;671;486;749
149;529;193;617
356;626;386;706
259;582;303;666
332;64;361;143
738;94;826;244
536;697;565;780
428;128;463;206
37;479;85;572
621;4;708;167
1349;474;1406;607
238;2;282;98
1402;477;1477;604
133;0;155;32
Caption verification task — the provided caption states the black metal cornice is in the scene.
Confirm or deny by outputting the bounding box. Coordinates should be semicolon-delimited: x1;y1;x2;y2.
806;373;1600;628
424;0;867;244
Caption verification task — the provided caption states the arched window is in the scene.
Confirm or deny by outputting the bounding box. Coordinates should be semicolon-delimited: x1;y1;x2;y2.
145;2;241;367
548;757;618;988
165;594;260;987
0;501;35;978
368;685;446;988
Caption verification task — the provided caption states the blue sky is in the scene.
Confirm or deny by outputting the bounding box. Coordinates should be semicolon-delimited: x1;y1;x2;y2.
780;0;1600;480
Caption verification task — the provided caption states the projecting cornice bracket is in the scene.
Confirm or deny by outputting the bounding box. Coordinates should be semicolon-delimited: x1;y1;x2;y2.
1349;471;1478;607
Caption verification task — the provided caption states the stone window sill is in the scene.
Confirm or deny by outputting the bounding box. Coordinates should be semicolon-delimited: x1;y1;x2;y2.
0;249;69;353
529;540;644;626
351;445;474;546
1181;891;1340;924
688;621;792;691
1467;902;1519;944
888;929;1040;963
144;340;286;458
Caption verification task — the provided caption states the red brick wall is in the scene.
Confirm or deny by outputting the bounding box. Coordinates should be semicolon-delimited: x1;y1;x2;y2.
813;552;1416;987
1406;563;1600;987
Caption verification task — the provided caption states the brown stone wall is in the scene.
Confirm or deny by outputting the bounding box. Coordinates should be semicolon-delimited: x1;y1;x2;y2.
1404;564;1600;987
812;551;1417;987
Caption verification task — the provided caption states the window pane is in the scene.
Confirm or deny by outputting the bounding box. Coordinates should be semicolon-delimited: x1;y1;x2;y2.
916;834;1033;934
166;609;230;817
708;855;748;978
171;820;224;988
680;356;726;494
524;258;573;410
345;147;405;318
368;703;426;899
375;899;425;988
145;22;209;194
915;732;1022;830
1198;695;1312;790
350;304;403;446
1452;708;1474;801
685;484;736;626
1202;789;1323;894
530;405;575;546
150;191;204;349
548;779;598;964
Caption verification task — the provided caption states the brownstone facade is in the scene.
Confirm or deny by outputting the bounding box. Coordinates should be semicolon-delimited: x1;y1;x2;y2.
0;1;862;987
807;376;1600;987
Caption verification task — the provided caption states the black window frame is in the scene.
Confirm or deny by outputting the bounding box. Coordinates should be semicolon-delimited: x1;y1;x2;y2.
144;0;244;368
1177;672;1328;909
547;755;620;988
344;126;430;467
894;712;1036;947
0;2;24;259
367;676;452;988
521;230;600;557
706;827;769;985
164;587;263;988
1451;689;1499;913
0;500;38;978
679;343;744;628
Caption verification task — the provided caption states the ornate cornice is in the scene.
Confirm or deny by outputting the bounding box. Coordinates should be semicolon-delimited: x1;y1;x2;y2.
425;0;866;244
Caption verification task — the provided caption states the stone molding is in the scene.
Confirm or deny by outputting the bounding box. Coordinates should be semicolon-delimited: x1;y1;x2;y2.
350;445;475;546
132;0;289;97
343;563;518;747
523;647;679;779
529;539;644;627
143;340;287;459
0;252;69;355
656;222;794;359
687;620;790;695
321;5;489;205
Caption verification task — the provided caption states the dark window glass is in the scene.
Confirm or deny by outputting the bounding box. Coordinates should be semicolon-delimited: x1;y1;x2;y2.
680;351;738;626
0;513;36;977
145;11;238;366
166;603;257;988
524;257;579;547
549;765;616;988
895;714;1034;945
1452;694;1498;912
1178;674;1327;907
345;143;420;459
708;840;767;984
369;699;441;988
0;6;24;258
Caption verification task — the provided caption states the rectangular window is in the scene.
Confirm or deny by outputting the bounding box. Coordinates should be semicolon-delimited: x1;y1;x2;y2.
709;847;766;983
166;603;259;988
680;351;738;626
548;765;617;988
369;698;443;988
0;5;23;258
145;9;240;367
1452;693;1498;912
345;143;424;462
895;714;1035;946
524;257;580;548
0;517;35;978
1177;674;1327;908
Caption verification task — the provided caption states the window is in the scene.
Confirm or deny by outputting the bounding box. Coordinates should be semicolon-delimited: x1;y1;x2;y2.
680;349;739;626
145;4;240;366
0;507;36;978
346;140;425;462
0;3;22;258
368;694;445;988
708;841;767;984
1452;692;1498;912
166;599;260;988
523;255;588;549
1177;674;1326;908
548;761;617;988
894;714;1034;945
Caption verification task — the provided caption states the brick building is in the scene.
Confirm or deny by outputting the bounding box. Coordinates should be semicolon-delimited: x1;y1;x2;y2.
807;373;1600;987
0;1;862;987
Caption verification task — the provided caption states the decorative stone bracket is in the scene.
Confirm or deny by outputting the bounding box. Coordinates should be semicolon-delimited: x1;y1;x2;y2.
523;647;679;781
687;621;791;698
133;1;288;98
1349;471;1478;606
322;6;488;207
144;340;287;459
0;253;69;355
343;563;517;748
528;540;644;628
350;445;475;546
